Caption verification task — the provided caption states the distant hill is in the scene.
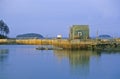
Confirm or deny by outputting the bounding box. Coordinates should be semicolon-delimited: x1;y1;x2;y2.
16;33;44;39
98;35;112;39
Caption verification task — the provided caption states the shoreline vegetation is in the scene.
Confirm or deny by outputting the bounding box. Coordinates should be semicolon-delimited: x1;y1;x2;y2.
1;38;120;51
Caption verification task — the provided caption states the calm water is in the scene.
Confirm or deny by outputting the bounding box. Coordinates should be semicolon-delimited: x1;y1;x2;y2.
0;45;120;79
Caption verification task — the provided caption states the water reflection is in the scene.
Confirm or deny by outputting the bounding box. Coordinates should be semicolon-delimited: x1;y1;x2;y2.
54;50;100;76
0;49;9;77
96;50;120;54
0;49;9;62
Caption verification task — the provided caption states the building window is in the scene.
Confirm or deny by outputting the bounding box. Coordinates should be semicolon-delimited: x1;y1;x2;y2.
78;32;82;37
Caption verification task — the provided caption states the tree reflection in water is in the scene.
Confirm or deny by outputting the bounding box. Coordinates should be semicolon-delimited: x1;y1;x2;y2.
54;50;100;76
0;49;9;65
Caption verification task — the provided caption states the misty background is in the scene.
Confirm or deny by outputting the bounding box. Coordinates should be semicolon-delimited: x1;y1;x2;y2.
0;0;120;38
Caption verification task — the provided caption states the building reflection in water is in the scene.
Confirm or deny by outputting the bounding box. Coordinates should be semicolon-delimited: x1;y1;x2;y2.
54;50;100;76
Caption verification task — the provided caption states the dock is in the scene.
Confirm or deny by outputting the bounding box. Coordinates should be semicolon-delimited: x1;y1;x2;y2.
1;38;120;50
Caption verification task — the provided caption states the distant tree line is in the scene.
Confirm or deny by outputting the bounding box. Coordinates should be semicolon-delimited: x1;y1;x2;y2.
0;20;10;38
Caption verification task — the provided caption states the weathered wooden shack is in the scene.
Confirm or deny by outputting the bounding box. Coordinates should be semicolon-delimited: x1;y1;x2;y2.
69;25;89;40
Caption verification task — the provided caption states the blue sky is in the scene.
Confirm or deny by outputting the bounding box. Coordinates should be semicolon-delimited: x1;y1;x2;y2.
0;0;120;38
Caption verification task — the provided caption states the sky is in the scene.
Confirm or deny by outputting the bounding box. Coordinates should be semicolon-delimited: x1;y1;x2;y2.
0;0;120;38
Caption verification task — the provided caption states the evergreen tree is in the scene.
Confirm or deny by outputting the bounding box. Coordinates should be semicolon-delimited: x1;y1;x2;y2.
0;20;10;38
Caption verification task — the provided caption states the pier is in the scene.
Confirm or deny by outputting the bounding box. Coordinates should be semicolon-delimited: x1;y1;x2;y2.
14;38;120;50
1;38;120;50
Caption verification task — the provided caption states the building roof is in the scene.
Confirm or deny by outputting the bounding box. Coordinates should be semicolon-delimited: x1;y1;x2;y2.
72;25;89;30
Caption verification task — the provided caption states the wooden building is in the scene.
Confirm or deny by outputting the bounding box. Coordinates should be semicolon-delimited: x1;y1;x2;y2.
69;25;89;40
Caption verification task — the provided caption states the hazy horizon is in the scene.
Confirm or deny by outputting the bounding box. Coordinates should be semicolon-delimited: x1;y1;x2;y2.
0;0;120;38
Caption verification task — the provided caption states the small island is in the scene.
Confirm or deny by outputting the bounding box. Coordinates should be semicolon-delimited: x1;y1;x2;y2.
16;33;44;39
